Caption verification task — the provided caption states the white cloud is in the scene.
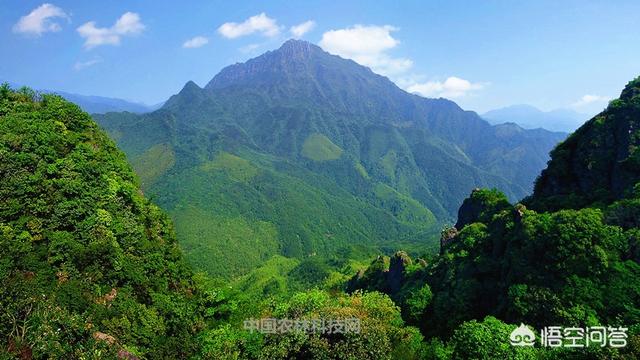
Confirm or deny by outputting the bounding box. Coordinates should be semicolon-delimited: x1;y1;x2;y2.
113;12;144;34
183;36;209;48
319;24;486;100
319;25;413;76
239;43;261;53
73;57;102;70
571;94;611;108
407;77;485;98
357;54;413;76
218;13;280;39
320;25;399;56
290;20;315;38
77;12;144;49
13;3;69;36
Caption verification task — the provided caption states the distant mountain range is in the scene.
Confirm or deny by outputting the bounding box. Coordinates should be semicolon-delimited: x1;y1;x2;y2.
482;104;590;132
53;91;163;114
94;39;567;279
348;76;640;343
2;81;161;114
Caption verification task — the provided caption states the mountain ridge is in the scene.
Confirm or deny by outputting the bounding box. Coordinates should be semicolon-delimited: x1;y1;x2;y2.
347;76;640;352
0;81;161;114
527;77;640;211
163;40;564;199
95;39;566;280
483;103;589;132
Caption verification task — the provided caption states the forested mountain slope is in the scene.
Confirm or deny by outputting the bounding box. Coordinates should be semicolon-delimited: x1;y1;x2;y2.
529;76;640;212
0;86;210;359
0;84;439;360
95;39;565;280
347;77;640;358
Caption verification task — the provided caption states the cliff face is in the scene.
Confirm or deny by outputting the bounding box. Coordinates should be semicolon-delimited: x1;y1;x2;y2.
346;251;413;296
454;188;512;229
529;77;640;211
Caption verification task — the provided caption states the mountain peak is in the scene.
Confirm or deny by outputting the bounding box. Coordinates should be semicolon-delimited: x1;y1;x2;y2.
182;80;201;92
278;38;317;54
173;80;202;100
529;75;640;210
205;39;328;90
162;80;203;109
280;38;310;46
621;76;640;101
205;39;332;89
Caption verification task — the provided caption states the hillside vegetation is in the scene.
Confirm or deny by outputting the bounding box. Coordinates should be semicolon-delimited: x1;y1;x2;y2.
95;40;565;282
348;77;640;359
0;86;212;358
3;72;640;358
0;85;451;359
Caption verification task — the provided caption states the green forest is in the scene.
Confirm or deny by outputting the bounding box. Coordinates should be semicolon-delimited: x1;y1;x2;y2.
2;73;640;359
93;40;565;291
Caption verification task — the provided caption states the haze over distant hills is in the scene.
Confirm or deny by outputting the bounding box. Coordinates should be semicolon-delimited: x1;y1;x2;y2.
1;81;161;114
348;76;640;346
94;39;566;280
482;104;590;132
54;91;163;114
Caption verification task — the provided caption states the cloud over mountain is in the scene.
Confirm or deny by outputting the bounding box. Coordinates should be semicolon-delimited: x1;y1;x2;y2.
77;12;145;49
290;20;316;38
183;36;209;48
319;25;412;76
218;13;280;39
407;76;485;98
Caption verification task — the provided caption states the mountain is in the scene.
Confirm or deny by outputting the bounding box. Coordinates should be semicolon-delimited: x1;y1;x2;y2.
0;85;207;358
53;91;162;114
1;81;159;114
94;39;565;280
0;84;431;360
347;77;640;358
482;104;588;132
528;77;640;212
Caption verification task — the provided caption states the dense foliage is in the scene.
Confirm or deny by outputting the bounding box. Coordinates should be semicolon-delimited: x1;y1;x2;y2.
529;76;640;212
0;86;215;358
94;39;564;283
0;85;444;359
196;290;427;359
4;51;639;359
348;77;640;359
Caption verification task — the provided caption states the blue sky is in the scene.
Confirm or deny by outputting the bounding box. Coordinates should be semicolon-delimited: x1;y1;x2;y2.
2;0;639;114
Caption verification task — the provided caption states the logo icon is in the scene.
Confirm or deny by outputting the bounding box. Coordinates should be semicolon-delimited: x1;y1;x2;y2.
510;323;536;346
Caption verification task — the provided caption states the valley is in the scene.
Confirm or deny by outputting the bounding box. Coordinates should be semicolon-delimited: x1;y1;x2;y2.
95;40;566;286
3;3;639;358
